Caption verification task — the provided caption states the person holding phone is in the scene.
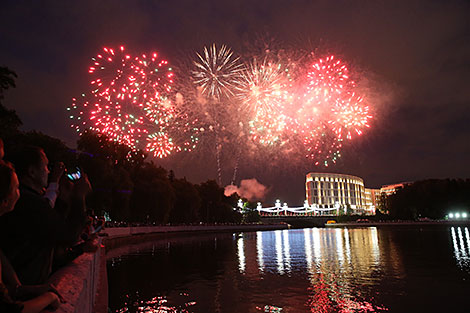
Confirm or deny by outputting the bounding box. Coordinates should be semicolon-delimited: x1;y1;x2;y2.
43;162;66;208
52;172;97;271
1;161;63;313
0;146;87;285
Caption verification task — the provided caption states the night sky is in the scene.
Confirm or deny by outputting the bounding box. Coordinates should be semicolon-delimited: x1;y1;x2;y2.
1;0;469;205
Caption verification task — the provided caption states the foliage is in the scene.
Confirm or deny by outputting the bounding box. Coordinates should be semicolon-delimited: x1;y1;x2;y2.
196;180;241;223
130;163;175;223
0;66;17;97
0;67;22;138
385;179;470;219
243;208;261;223
170;177;201;223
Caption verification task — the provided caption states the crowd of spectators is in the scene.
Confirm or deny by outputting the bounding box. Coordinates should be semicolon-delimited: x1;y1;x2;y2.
0;138;100;312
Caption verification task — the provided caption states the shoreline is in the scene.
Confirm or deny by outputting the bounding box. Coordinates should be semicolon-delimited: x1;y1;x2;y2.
325;220;470;227
103;223;289;254
103;223;289;238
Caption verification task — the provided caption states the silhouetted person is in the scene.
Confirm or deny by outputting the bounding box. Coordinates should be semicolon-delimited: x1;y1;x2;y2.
0;161;62;313
0;146;86;284
52;173;96;272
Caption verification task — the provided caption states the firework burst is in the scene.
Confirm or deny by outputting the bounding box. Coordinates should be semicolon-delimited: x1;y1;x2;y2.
88;46;132;100
330;92;372;140
71;45;375;168
301;124;343;166
192;44;244;100
306;55;352;99
70;46;198;158
237;58;295;146
290;54;371;165
239;58;291;116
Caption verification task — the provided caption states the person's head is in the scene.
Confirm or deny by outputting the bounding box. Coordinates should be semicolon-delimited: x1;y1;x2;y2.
0;161;20;216
7;145;50;192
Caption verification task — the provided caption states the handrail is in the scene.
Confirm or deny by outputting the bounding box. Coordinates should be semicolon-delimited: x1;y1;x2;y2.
48;238;107;313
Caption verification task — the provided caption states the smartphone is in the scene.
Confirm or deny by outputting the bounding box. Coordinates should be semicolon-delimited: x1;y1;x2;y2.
66;167;81;181
92;225;103;234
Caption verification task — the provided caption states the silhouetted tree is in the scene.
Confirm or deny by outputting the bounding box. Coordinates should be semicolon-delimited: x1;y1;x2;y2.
197;180;241;223
0;66;17;96
386;179;470;219
130;162;175;223
170;177;201;223
0;67;22;138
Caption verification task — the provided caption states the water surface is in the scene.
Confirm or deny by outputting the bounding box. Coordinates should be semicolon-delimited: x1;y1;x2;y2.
108;226;470;312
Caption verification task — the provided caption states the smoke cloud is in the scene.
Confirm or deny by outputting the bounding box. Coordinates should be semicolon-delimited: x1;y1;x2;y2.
224;178;268;201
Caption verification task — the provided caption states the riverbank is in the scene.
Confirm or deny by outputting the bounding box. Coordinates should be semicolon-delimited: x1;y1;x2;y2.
325;220;470;227
104;223;289;253
104;223;289;238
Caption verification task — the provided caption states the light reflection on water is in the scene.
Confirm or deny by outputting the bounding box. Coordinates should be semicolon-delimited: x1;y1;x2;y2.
451;227;470;272
116;295;196;313
109;226;470;313
256;231;264;273
237;235;246;273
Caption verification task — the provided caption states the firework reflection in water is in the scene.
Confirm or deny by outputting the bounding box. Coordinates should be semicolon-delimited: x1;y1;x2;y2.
116;295;196;313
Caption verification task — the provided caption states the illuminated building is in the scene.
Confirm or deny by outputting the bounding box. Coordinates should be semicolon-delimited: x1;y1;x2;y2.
365;188;381;209
380;182;411;196
305;172;375;214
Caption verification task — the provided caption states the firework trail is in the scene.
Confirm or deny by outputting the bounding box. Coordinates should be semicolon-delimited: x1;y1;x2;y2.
230;150;241;186
191;44;246;185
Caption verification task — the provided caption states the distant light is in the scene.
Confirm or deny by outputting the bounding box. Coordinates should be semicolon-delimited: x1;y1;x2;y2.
449;213;454;218
463;213;468;218
455;213;461;219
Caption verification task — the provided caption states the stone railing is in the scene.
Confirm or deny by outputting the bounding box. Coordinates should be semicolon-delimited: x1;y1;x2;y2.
104;223;289;238
49;238;107;313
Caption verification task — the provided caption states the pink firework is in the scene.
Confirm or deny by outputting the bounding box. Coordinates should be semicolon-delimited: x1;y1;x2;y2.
330;92;372;140
89;46;132;100
301;124;343;167
70;46;198;158
306;55;352;99
239;58;294;146
295;55;370;165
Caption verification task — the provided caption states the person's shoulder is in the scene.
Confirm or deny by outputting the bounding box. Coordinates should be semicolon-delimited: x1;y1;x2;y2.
17;187;51;209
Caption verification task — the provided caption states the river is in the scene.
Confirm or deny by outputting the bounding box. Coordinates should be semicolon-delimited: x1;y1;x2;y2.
108;226;470;312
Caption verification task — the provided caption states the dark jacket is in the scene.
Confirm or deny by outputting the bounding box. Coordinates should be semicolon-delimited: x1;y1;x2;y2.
0;185;85;284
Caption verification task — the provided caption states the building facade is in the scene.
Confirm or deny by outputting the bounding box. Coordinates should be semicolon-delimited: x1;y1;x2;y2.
364;188;380;213
380;182;410;196
306;172;374;214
